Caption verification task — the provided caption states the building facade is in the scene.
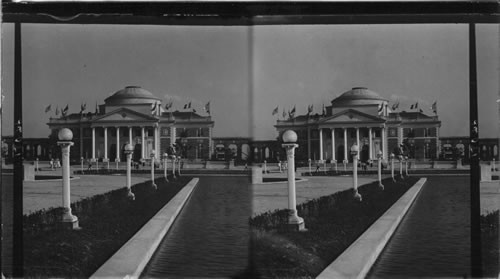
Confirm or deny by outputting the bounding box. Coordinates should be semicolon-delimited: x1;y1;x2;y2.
46;86;214;162
275;87;442;162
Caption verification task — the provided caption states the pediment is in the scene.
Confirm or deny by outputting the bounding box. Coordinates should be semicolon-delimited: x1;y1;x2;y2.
92;108;157;123
320;109;384;123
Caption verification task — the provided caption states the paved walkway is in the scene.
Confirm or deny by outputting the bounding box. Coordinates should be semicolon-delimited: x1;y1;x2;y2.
252;170;380;216
23;168;155;214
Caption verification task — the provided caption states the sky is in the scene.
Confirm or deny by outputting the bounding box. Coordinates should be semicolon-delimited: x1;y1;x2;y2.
1;23;499;140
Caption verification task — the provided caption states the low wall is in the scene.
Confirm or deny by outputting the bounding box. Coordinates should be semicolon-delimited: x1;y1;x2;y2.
317;178;427;279
90;178;199;279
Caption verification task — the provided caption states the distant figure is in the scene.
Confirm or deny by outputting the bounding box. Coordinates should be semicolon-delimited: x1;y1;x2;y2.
87;160;92;171
278;161;282;172
315;164;320;172
361;161;368;172
55;158;61;168
244;163;248;170
49;158;54;170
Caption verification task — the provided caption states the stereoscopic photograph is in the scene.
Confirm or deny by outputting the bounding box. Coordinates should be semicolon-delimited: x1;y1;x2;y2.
1;3;499;278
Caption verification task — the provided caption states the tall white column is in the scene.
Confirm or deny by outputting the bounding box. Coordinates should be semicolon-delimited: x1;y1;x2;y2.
356;128;360;160
382;127;387;160
344;128;348;162
331;128;336;161
369;127;373;160
57;130;78;229
129;126;133;145
154;125;159;159
116;127;120;161
104;127;108;159
91;127;96;160
282;141;305;230
141;126;145;159
319;128;323;161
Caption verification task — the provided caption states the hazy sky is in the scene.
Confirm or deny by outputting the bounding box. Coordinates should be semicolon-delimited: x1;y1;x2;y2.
2;23;498;140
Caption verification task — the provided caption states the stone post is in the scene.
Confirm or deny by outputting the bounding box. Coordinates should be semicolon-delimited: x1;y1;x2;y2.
35;158;39;172
391;153;396;182
282;130;306;231
171;155;177;179
405;156;409;177
308;158;312;176
115;158;119;170
150;150;157;189
377;151;384;190
163;153;169;182
351;143;362;201
57;128;79;230
80;157;84;174
124;144;135;200
177;157;181;176
263;160;267;173
399;155;403;179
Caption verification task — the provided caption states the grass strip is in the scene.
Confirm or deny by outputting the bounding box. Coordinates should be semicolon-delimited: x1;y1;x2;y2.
250;176;419;278
23;176;191;278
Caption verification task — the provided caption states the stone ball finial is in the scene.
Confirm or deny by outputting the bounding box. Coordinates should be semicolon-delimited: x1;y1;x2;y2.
282;130;298;143
58;128;73;141
124;143;134;152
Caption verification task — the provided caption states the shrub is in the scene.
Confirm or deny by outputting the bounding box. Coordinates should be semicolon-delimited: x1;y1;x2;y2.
23;176;191;277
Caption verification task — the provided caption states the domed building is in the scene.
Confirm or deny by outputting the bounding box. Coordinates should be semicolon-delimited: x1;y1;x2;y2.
275;87;441;162
47;86;214;162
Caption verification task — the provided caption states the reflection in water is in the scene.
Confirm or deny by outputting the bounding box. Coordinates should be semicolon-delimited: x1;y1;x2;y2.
368;176;470;278
142;176;251;278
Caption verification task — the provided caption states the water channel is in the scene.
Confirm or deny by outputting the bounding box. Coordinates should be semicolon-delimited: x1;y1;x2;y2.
142;176;251;278
368;176;471;278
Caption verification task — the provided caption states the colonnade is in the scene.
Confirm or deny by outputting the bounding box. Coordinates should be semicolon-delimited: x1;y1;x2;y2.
315;126;386;162
91;125;159;161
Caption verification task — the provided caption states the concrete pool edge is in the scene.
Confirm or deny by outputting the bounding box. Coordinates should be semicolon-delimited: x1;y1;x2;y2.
317;177;427;279
90;177;199;279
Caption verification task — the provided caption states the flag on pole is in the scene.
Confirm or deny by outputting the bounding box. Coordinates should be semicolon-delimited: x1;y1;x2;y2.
80;103;86;113
62;104;69;117
282;108;286;119
95;101;99;114
431;101;437;114
165;100;173;110
45;104;52;113
391;101;399;111
378;104;384;115
204;101;211;115
272;106;278;116
55;106;59;116
188;102;192;109
151;102;158;115
419;109;423;113
322;104;326;116
307;104;313;115
410;102;419;110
